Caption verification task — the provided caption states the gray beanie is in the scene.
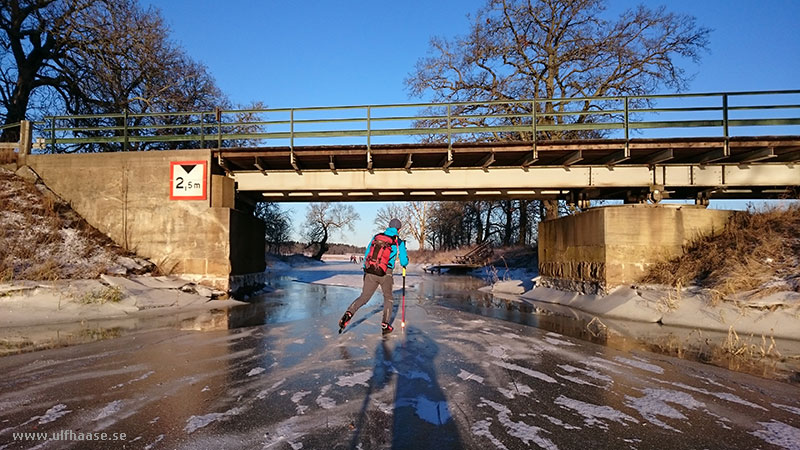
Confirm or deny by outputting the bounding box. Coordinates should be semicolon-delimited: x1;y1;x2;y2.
388;218;402;230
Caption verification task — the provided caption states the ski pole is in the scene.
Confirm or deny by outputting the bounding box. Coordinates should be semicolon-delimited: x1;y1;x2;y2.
401;266;406;328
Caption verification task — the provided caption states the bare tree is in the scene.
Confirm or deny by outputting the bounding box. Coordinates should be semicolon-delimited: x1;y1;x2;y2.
374;203;408;234
303;203;360;260
254;202;291;254
0;0;227;145
0;0;89;138
374;202;431;249
407;0;710;129
407;0;709;220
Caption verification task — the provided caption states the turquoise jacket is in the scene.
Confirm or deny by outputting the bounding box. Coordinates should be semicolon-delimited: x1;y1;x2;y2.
363;227;409;270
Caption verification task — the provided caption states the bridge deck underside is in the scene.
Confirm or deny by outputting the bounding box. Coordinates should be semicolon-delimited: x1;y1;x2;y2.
218;136;800;171
217;137;800;202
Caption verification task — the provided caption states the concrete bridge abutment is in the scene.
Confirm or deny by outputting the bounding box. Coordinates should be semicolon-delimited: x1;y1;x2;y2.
23;150;265;292
538;204;733;293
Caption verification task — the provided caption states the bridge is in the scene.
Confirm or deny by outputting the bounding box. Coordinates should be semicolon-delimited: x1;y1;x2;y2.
3;89;799;292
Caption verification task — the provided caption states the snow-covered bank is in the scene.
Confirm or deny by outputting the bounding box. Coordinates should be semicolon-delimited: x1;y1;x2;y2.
0;276;242;334
518;284;800;341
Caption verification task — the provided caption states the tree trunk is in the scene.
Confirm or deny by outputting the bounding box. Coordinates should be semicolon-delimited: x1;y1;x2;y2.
483;202;493;242
518;200;529;245
503;200;513;246
542;200;558;221
311;228;329;260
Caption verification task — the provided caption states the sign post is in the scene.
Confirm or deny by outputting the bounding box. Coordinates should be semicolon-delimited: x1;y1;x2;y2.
170;161;207;200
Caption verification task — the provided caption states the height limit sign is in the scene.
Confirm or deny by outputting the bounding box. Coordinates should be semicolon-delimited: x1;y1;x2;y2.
170;161;207;200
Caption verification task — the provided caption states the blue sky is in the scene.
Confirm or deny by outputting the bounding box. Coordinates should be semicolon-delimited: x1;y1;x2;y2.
145;0;800;247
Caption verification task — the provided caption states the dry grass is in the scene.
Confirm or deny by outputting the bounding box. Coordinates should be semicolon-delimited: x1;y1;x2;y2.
410;244;537;270
75;285;124;305
642;203;800;301
0;168;143;281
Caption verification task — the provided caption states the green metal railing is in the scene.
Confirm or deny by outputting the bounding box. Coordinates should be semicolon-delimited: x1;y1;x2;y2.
34;89;800;152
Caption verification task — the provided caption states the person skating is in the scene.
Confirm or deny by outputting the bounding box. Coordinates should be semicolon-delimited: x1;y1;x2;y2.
338;218;409;334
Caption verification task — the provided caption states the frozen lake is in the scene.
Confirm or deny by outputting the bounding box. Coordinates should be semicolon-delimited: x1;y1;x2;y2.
0;267;799;449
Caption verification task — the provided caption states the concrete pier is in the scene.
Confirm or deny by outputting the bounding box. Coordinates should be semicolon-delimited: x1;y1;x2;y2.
24;150;265;291
538;204;732;292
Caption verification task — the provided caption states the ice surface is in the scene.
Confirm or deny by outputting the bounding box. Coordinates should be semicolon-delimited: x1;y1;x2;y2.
750;420;800;449
624;388;704;432
613;356;664;374
554;395;639;430
36;404;71;425
457;369;485;384
335;369;372;387
184;407;244;433
247;367;266;377
492;360;558;384
478;398;558;449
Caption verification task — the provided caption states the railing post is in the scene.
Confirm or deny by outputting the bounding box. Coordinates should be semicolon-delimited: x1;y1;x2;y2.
123;108;129;152
531;100;537;156
50;117;55;152
200;112;205;148
722;94;730;156
19;120;31;159
447;104;452;151
624;96;630;158
216;107;222;149
366;106;372;170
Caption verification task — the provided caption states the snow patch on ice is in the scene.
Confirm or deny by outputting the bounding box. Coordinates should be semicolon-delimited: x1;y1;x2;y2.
488;345;508;359
556;374;601;387
247;367;266;377
37;404;71;424
257;378;286;400
554;395;639;430
584;357;625;374
457;369;485;384
772;403;800;416
613;356;664;374
316;385;336;409
750;420;800;449
291;391;311;415
557;364;613;384
540;414;581;430
93;400;123;421
492;360;557;384
111;370;155;390
336;369;372;387
184;407;244;433
666;381;768;410
478;398;558;449
471;419;509;450
624;388;704;432
692;374;729;389
543;336;575;347
498;382;534;400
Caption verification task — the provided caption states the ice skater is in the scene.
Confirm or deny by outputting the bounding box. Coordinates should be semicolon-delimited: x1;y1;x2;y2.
338;218;409;334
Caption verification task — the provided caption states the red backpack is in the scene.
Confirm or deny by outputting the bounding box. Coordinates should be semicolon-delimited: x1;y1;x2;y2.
364;233;397;276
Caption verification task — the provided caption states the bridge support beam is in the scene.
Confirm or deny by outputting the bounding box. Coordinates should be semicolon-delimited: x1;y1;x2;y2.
538;204;732;293
24;150;265;293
